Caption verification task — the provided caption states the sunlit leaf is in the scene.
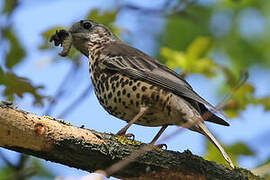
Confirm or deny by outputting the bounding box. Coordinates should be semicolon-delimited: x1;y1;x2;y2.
257;97;270;111
160;47;186;69
187;37;212;60
161;37;217;77
2;28;26;69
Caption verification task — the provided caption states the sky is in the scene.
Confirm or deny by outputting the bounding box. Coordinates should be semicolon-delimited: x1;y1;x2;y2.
1;0;270;179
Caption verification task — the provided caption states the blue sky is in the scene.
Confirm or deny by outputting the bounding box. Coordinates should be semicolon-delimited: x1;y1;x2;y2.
1;0;270;179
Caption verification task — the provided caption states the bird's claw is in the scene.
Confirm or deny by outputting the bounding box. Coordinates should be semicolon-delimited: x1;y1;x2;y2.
154;143;167;150
116;132;135;141
124;133;135;140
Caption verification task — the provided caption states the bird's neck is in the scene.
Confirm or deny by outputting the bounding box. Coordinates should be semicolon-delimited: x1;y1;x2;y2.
87;34;120;58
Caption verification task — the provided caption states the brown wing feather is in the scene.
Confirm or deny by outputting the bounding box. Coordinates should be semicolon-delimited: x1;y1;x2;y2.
101;42;228;125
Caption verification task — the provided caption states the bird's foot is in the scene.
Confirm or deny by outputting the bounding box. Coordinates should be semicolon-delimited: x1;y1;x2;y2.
154;143;167;150
116;132;135;141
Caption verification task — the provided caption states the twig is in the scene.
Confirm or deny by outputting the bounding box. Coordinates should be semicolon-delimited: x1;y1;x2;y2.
0;150;15;168
43;65;78;116
57;85;93;118
16;154;29;170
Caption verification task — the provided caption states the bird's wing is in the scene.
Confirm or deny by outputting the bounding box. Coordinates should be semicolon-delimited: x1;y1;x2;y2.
99;42;222;115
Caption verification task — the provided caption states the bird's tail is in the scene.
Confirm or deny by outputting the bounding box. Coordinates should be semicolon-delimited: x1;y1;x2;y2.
196;121;235;168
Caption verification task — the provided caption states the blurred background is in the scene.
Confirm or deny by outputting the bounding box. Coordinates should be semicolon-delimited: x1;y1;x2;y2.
1;0;270;179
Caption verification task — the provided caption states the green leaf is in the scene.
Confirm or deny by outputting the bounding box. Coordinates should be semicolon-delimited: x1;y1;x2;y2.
161;37;217;77
0;167;14;180
221;0;259;10
0;67;5;81
256;97;270;111
2;0;18;15
223;83;255;118
204;140;255;167
2;28;26;69
86;9;119;35
0;68;46;106
87;9;118;26
0;158;54;180
162;5;212;51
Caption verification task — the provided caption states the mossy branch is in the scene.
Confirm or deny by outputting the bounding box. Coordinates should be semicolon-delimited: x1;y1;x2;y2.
0;101;263;180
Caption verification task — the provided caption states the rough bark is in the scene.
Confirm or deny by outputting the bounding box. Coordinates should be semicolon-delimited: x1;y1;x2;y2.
0;102;263;180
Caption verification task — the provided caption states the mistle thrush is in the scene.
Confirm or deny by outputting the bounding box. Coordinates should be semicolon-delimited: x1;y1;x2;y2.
50;20;234;168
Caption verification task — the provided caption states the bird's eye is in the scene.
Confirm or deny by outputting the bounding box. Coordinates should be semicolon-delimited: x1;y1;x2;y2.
83;22;92;29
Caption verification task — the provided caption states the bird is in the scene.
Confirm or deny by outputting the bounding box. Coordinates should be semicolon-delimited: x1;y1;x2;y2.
50;20;234;168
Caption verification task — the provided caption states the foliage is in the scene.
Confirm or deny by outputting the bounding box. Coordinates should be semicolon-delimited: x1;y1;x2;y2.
2;28;26;69
1;0;46;106
0;157;54;180
204;140;255;167
161;37;217;77
86;9;119;34
2;0;18;15
0;67;46;105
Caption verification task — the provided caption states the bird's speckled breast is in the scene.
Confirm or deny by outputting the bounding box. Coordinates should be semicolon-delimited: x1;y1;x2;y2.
88;48;196;127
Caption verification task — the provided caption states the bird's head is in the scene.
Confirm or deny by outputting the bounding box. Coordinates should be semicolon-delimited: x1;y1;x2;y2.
69;20;119;56
50;20;120;57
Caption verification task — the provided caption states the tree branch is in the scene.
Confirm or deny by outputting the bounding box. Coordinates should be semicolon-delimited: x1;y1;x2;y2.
0;102;263;180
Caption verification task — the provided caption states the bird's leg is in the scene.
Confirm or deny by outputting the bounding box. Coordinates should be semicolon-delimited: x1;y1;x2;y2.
150;125;168;145
116;107;148;139
149;125;168;149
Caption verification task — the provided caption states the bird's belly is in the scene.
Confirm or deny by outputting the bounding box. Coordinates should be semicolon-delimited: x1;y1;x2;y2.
91;72;193;127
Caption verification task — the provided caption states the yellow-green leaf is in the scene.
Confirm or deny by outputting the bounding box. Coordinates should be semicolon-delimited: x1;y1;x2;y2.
187;36;212;60
161;44;217;77
223;83;255;118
